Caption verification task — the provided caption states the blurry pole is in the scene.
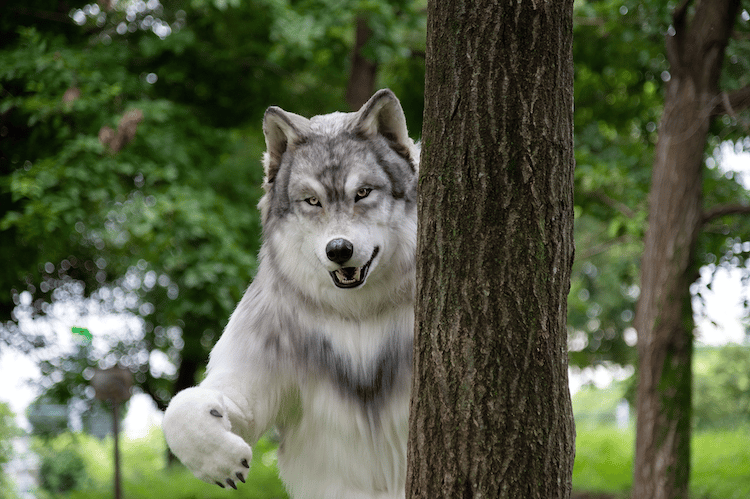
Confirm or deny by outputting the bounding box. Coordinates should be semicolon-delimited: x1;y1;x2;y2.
92;367;132;499
113;401;121;499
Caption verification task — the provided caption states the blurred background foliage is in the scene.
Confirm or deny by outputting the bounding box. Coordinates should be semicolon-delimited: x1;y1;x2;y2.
0;0;427;419
1;0;749;488
570;0;750;369
0;401;20;496
574;344;750;432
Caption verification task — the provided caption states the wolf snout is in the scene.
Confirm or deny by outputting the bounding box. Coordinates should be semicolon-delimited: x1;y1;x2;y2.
326;238;354;265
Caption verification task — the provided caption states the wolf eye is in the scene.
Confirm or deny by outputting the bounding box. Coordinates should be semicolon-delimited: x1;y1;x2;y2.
355;188;372;201
305;196;321;207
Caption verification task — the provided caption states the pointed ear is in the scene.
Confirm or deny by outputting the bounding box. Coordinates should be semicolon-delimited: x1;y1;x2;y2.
352;89;416;169
262;107;310;184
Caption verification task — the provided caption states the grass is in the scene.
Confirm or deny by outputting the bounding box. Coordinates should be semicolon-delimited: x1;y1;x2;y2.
691;429;750;499
33;429;288;499
572;426;634;495
572;426;750;498
28;424;750;499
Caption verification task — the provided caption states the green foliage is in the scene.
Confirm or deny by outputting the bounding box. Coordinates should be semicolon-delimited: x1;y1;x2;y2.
0;401;20;497
33;430;288;499
39;446;87;494
0;402;18;464
133;0;286;127
574;346;750;432
693;345;750;430
27;397;70;438
569;0;671;366
572;379;630;429
0;2;267;410
570;1;750;367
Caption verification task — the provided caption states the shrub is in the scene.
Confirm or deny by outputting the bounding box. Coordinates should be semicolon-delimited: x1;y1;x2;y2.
693;345;750;430
0;401;20;498
39;446;86;494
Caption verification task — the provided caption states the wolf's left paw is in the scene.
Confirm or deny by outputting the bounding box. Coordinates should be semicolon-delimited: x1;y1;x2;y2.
163;387;254;488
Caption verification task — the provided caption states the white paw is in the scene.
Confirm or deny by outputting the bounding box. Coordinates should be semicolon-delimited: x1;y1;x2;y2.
163;388;253;489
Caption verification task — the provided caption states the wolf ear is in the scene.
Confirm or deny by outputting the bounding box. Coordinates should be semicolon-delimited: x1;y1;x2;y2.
262;107;310;184
352;89;416;170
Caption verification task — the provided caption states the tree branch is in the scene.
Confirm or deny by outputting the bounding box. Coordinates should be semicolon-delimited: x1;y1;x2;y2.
702;203;750;224
711;84;750;117
592;191;637;219
11;7;72;24
573;17;605;27
577;234;631;261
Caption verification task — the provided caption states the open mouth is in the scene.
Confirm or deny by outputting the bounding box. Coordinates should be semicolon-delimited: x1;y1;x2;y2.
329;247;380;289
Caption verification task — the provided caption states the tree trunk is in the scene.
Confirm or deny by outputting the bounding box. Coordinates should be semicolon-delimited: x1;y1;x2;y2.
633;2;741;498
345;16;377;111
406;1;575;498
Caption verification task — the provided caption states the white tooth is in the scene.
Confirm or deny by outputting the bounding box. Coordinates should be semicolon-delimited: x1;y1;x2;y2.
333;266;366;284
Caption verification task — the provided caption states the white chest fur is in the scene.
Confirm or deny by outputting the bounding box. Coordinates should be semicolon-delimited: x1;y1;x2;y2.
276;308;413;499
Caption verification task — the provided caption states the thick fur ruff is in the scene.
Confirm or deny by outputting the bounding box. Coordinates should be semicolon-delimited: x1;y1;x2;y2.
163;89;418;499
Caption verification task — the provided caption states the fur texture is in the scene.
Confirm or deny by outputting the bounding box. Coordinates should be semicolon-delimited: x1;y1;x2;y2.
163;89;419;499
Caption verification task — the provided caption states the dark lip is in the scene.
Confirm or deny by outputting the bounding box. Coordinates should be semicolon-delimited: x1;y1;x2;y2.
329;247;380;289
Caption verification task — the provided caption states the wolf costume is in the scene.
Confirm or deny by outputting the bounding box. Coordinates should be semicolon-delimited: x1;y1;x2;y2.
162;89;419;499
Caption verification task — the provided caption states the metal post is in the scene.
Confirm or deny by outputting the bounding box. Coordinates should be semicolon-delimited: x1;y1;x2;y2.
92;367;131;499
113;401;122;499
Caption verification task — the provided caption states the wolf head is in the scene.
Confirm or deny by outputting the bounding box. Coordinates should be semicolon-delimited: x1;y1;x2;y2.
257;90;419;310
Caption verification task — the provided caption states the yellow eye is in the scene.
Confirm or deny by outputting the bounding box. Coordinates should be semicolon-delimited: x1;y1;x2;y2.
355;188;372;201
305;196;321;207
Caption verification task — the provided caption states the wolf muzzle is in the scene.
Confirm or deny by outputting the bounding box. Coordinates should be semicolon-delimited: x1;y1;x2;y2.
326;240;380;289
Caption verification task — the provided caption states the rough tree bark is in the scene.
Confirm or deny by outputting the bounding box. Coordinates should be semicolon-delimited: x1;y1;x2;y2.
406;1;575;498
633;1;745;498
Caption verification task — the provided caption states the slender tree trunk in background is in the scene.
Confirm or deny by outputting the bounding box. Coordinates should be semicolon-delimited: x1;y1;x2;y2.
345;16;377;111
633;1;741;498
407;1;575;498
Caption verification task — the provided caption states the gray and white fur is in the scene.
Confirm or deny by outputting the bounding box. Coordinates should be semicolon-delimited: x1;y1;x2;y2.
163;89;419;499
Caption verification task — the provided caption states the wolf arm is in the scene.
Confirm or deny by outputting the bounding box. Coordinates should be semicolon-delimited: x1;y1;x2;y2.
162;364;285;488
163;276;292;487
163;382;252;488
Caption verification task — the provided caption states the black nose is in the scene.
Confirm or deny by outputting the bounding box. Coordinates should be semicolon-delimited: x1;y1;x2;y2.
326;238;354;265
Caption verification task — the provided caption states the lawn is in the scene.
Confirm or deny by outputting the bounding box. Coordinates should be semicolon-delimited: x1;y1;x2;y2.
27;424;750;499
572;426;633;495
691;429;750;499
572;426;750;499
33;429;288;499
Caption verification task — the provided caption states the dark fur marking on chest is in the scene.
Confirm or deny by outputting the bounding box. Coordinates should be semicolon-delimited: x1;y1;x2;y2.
296;334;411;411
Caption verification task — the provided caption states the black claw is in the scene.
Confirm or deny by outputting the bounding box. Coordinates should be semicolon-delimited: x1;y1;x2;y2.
209;409;223;418
226;478;237;489
241;458;250;468
215;481;225;488
236;472;245;483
